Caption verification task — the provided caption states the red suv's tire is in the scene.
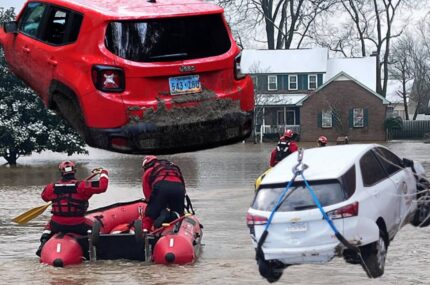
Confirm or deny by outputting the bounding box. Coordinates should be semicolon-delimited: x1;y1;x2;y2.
52;92;93;145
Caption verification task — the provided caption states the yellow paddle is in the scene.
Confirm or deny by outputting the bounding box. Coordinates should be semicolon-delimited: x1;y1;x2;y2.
12;202;53;224
12;169;103;225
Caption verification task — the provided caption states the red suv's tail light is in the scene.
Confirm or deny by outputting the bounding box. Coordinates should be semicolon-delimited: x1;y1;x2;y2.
246;213;268;226
92;65;125;92
327;202;359;220
234;52;245;80
110;137;131;151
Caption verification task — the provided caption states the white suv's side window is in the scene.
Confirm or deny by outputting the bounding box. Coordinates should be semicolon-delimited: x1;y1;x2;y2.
360;150;387;186
374;147;404;176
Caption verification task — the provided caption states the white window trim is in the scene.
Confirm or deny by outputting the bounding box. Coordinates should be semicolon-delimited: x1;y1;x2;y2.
267;75;278;91
353;108;364;128
308;74;317;90
288;75;298;90
322;110;333;128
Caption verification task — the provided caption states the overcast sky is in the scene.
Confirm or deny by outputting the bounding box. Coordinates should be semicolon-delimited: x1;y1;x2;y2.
0;0;25;11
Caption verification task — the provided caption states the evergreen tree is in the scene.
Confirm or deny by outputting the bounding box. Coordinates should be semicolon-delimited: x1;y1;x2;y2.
0;7;87;165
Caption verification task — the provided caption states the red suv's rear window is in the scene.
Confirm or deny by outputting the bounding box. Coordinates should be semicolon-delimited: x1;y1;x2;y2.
105;14;231;62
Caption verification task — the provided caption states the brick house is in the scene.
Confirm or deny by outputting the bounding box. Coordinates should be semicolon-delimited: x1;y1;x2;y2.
300;72;390;142
241;48;389;142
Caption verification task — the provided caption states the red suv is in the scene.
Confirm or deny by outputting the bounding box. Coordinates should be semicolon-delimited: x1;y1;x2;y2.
0;0;254;154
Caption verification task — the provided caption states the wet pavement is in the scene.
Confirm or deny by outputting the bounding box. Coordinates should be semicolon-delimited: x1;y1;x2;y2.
0;141;429;284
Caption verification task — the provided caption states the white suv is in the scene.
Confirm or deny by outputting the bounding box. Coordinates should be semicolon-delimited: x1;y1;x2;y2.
247;144;429;282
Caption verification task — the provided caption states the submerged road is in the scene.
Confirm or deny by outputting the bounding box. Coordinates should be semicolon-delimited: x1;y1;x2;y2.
0;141;429;284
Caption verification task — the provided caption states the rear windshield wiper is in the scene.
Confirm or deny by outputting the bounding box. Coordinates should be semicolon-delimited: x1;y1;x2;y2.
293;205;317;210
148;53;188;60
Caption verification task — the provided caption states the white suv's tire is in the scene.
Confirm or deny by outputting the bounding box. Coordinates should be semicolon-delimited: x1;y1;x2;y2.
411;178;430;227
257;258;285;283
360;230;387;278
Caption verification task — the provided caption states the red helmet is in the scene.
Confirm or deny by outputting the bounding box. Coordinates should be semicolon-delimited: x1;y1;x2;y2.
283;129;294;139
318;136;328;144
58;161;76;175
142;155;157;169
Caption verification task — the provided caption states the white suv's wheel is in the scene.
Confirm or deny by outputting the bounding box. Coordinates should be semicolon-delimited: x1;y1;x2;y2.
411;178;430;227
360;230;387;278
257;258;285;283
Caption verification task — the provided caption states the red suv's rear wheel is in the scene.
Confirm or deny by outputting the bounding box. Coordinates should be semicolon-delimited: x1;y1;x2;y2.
52;92;94;146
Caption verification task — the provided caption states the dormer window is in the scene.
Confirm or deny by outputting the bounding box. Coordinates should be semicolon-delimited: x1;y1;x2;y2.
308;74;317;90
268;75;277;91
289;75;297;90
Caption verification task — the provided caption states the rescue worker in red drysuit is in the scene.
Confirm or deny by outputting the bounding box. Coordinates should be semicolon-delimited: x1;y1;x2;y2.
141;156;186;231
36;161;109;256
269;129;298;167
318;136;328;147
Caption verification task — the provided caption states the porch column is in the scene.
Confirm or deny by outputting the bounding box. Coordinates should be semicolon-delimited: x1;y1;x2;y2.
261;107;266;143
284;106;287;131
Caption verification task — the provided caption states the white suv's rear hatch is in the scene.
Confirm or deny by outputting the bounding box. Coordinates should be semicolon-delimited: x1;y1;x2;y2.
249;180;350;263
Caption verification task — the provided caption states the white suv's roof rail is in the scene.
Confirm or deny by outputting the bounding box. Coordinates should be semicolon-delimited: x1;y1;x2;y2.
261;144;377;185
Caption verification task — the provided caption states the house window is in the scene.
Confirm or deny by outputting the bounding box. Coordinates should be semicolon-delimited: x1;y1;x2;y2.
289;75;298;90
251;76;258;90
268;75;277;91
286;110;295;125
308;74;317;90
322;110;332;128
353;108;364;127
277;110;285;125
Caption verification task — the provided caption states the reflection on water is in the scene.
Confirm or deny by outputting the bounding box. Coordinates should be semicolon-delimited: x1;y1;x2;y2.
1;141;430;284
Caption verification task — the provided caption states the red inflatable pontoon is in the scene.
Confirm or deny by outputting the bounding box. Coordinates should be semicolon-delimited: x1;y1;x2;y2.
153;214;203;265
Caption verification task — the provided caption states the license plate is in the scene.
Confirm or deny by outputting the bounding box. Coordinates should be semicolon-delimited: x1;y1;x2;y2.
169;75;202;95
286;222;308;232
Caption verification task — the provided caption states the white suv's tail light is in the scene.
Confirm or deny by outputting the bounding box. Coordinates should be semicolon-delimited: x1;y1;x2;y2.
246;213;267;226
234;53;245;80
327;202;359;219
92;65;125;92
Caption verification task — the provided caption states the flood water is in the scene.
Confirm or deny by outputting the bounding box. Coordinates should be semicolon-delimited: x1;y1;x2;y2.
1;141;429;284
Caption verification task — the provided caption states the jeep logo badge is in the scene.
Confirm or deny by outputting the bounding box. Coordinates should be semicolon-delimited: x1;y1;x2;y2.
179;65;196;73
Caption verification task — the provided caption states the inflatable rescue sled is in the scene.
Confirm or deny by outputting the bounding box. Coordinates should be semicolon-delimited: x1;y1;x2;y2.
39;199;203;267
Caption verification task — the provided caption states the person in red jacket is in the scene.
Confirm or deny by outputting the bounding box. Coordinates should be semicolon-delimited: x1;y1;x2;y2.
269;129;298;167
36;161;109;256
141;156;186;231
317;136;328;147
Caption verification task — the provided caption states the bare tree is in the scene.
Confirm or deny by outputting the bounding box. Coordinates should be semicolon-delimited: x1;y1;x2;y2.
312;0;420;97
410;17;430;119
390;35;414;120
246;61;286;142
248;62;269;142
390;16;430;120
218;0;338;49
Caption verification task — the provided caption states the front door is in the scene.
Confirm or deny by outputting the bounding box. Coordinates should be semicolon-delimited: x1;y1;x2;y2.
29;6;71;98
14;2;47;86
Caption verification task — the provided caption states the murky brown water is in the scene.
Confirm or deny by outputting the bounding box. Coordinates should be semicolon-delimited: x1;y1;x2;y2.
1;141;429;284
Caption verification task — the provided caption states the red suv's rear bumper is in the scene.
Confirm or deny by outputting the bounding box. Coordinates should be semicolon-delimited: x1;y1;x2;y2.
87;110;253;154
